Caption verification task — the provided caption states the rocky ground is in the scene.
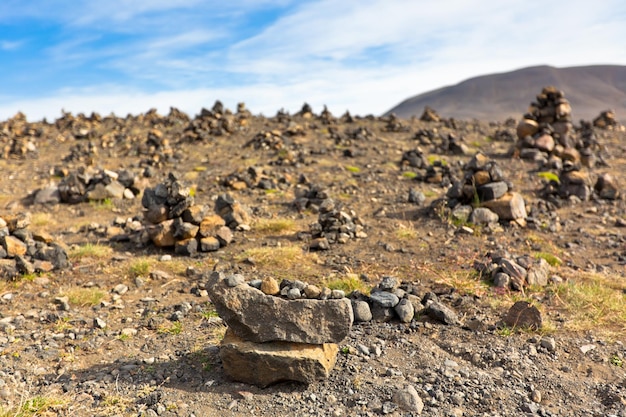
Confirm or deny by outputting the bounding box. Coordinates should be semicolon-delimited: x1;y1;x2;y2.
0;100;625;417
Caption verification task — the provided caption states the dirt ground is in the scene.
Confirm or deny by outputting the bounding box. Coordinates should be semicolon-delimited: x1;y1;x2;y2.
0;105;625;416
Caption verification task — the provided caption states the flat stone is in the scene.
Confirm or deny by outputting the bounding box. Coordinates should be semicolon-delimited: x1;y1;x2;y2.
470;207;499;225
198;215;227;238
393;385;424;414
220;329;338;387
260;277;280;295
481;192;526;220
207;272;353;344
215;226;233;246
104;180;126;199
503;301;542;330
145;204;168;224
199;236;221;252
2;236;27;257
526;258;550;287
34;185;61;204
181;205;208;225
369;291;400;308
351;300;372;322
534;133;555;153
147;219;176;247
394;298;414;323
517;119;539;139
477;181;508;202
175;238;198;256
594;173;620;199
425;301;458;325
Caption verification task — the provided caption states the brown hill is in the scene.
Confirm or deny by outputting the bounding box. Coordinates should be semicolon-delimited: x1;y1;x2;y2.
386;65;626;122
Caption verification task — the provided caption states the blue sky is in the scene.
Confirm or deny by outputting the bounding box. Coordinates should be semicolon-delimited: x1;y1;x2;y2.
1;0;626;121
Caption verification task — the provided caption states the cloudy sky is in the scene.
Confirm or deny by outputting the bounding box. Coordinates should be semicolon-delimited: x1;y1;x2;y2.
1;0;625;121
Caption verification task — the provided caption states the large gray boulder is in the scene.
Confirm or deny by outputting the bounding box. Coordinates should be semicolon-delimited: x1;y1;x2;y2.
207;272;353;344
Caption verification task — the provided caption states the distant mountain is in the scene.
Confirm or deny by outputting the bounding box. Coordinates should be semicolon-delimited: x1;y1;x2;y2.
386;65;626;122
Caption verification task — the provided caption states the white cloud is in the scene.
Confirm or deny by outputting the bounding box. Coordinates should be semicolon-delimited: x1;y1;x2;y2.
1;0;626;121
0;39;23;50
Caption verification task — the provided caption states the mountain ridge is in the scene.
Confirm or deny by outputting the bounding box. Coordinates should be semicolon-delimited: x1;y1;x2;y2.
386;65;626;122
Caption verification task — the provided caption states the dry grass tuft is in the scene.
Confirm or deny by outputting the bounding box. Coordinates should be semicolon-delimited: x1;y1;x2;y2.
63;287;106;307
547;271;626;337
254;218;297;235
69;243;113;260
235;244;321;281
324;273;370;294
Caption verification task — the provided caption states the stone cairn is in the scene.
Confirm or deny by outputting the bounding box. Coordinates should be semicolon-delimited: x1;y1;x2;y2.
141;175;248;255
207;272;352;387
442;152;527;226
400;147;456;187
32;167;142;205
180;101;239;142
474;250;553;292
0;112;39;159
0;213;69;279
306;198;367;250
515;87;620;202
222;166;291;192
593;110;619;129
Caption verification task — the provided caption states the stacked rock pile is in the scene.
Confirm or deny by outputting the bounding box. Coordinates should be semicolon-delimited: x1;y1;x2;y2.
142;176;247;255
244;130;285;150
0;213;69;278
443;152;527;225
384;113;410;132
306;198;367;250
222;166;291;192
31;167;142;205
516;86;573;151
420;106;442;122
180;101;236;142
318;105;335;125
350;276;459;325
0;112;39;159
136;128;176;168
207;271;352;386
474;250;552;292
400;148;456;187
593;110;619;129
293;183;331;212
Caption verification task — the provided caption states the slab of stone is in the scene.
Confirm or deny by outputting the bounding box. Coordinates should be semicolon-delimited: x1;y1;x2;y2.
470;207;499;225
369;291;400;308
503;301;542;330
351;300;372;322
481;192;526;220
207;272;353;344
425;301;458;325
526;258;550;287
2;236;27;257
220;329;338;387
394;298;414;323
477;181;508;202
147;219;176;247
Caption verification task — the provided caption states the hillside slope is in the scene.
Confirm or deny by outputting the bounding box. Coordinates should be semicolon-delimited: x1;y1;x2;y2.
386;65;626;122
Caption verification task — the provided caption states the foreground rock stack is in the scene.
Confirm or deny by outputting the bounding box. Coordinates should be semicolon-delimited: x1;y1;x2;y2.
207;272;353;386
0;213;69;278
